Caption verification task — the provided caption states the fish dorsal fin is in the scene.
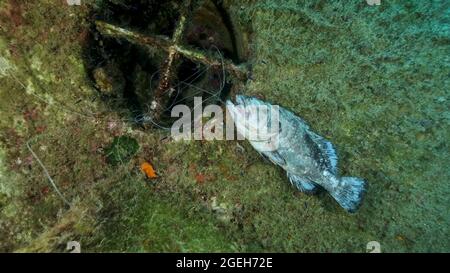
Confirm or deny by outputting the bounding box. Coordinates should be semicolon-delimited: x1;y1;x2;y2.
308;131;339;175
280;107;310;130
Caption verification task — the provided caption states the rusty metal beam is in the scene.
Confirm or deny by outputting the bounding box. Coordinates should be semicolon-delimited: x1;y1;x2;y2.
95;21;248;80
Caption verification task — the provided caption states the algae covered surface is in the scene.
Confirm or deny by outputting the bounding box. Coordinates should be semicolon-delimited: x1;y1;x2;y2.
0;0;448;252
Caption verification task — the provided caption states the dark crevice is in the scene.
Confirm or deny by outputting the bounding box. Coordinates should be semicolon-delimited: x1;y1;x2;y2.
83;0;247;128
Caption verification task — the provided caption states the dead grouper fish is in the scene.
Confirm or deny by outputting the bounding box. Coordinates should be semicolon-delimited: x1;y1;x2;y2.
226;95;366;212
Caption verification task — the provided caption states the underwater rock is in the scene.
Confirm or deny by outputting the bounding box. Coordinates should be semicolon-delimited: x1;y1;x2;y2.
0;57;15;77
93;63;125;96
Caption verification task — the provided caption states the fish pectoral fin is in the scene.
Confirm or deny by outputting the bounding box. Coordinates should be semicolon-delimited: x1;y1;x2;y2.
321;140;338;174
264;150;286;166
287;173;320;194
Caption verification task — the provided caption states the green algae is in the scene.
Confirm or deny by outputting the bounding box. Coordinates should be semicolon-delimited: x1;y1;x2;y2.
105;136;139;165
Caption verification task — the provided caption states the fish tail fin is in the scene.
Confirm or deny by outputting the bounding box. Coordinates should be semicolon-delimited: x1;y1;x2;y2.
330;177;366;213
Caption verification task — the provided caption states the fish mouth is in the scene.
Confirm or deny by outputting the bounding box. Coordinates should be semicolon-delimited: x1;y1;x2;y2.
226;95;248;117
226;95;248;106
235;95;251;107
235;95;246;106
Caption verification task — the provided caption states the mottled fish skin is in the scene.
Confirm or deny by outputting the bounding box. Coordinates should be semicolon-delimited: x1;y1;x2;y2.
226;95;366;213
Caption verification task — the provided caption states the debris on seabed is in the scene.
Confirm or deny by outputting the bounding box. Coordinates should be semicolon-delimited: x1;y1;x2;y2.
140;161;158;179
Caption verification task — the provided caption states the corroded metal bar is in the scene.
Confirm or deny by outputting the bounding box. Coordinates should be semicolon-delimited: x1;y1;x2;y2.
151;10;189;121
95;20;171;50
95;21;248;79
